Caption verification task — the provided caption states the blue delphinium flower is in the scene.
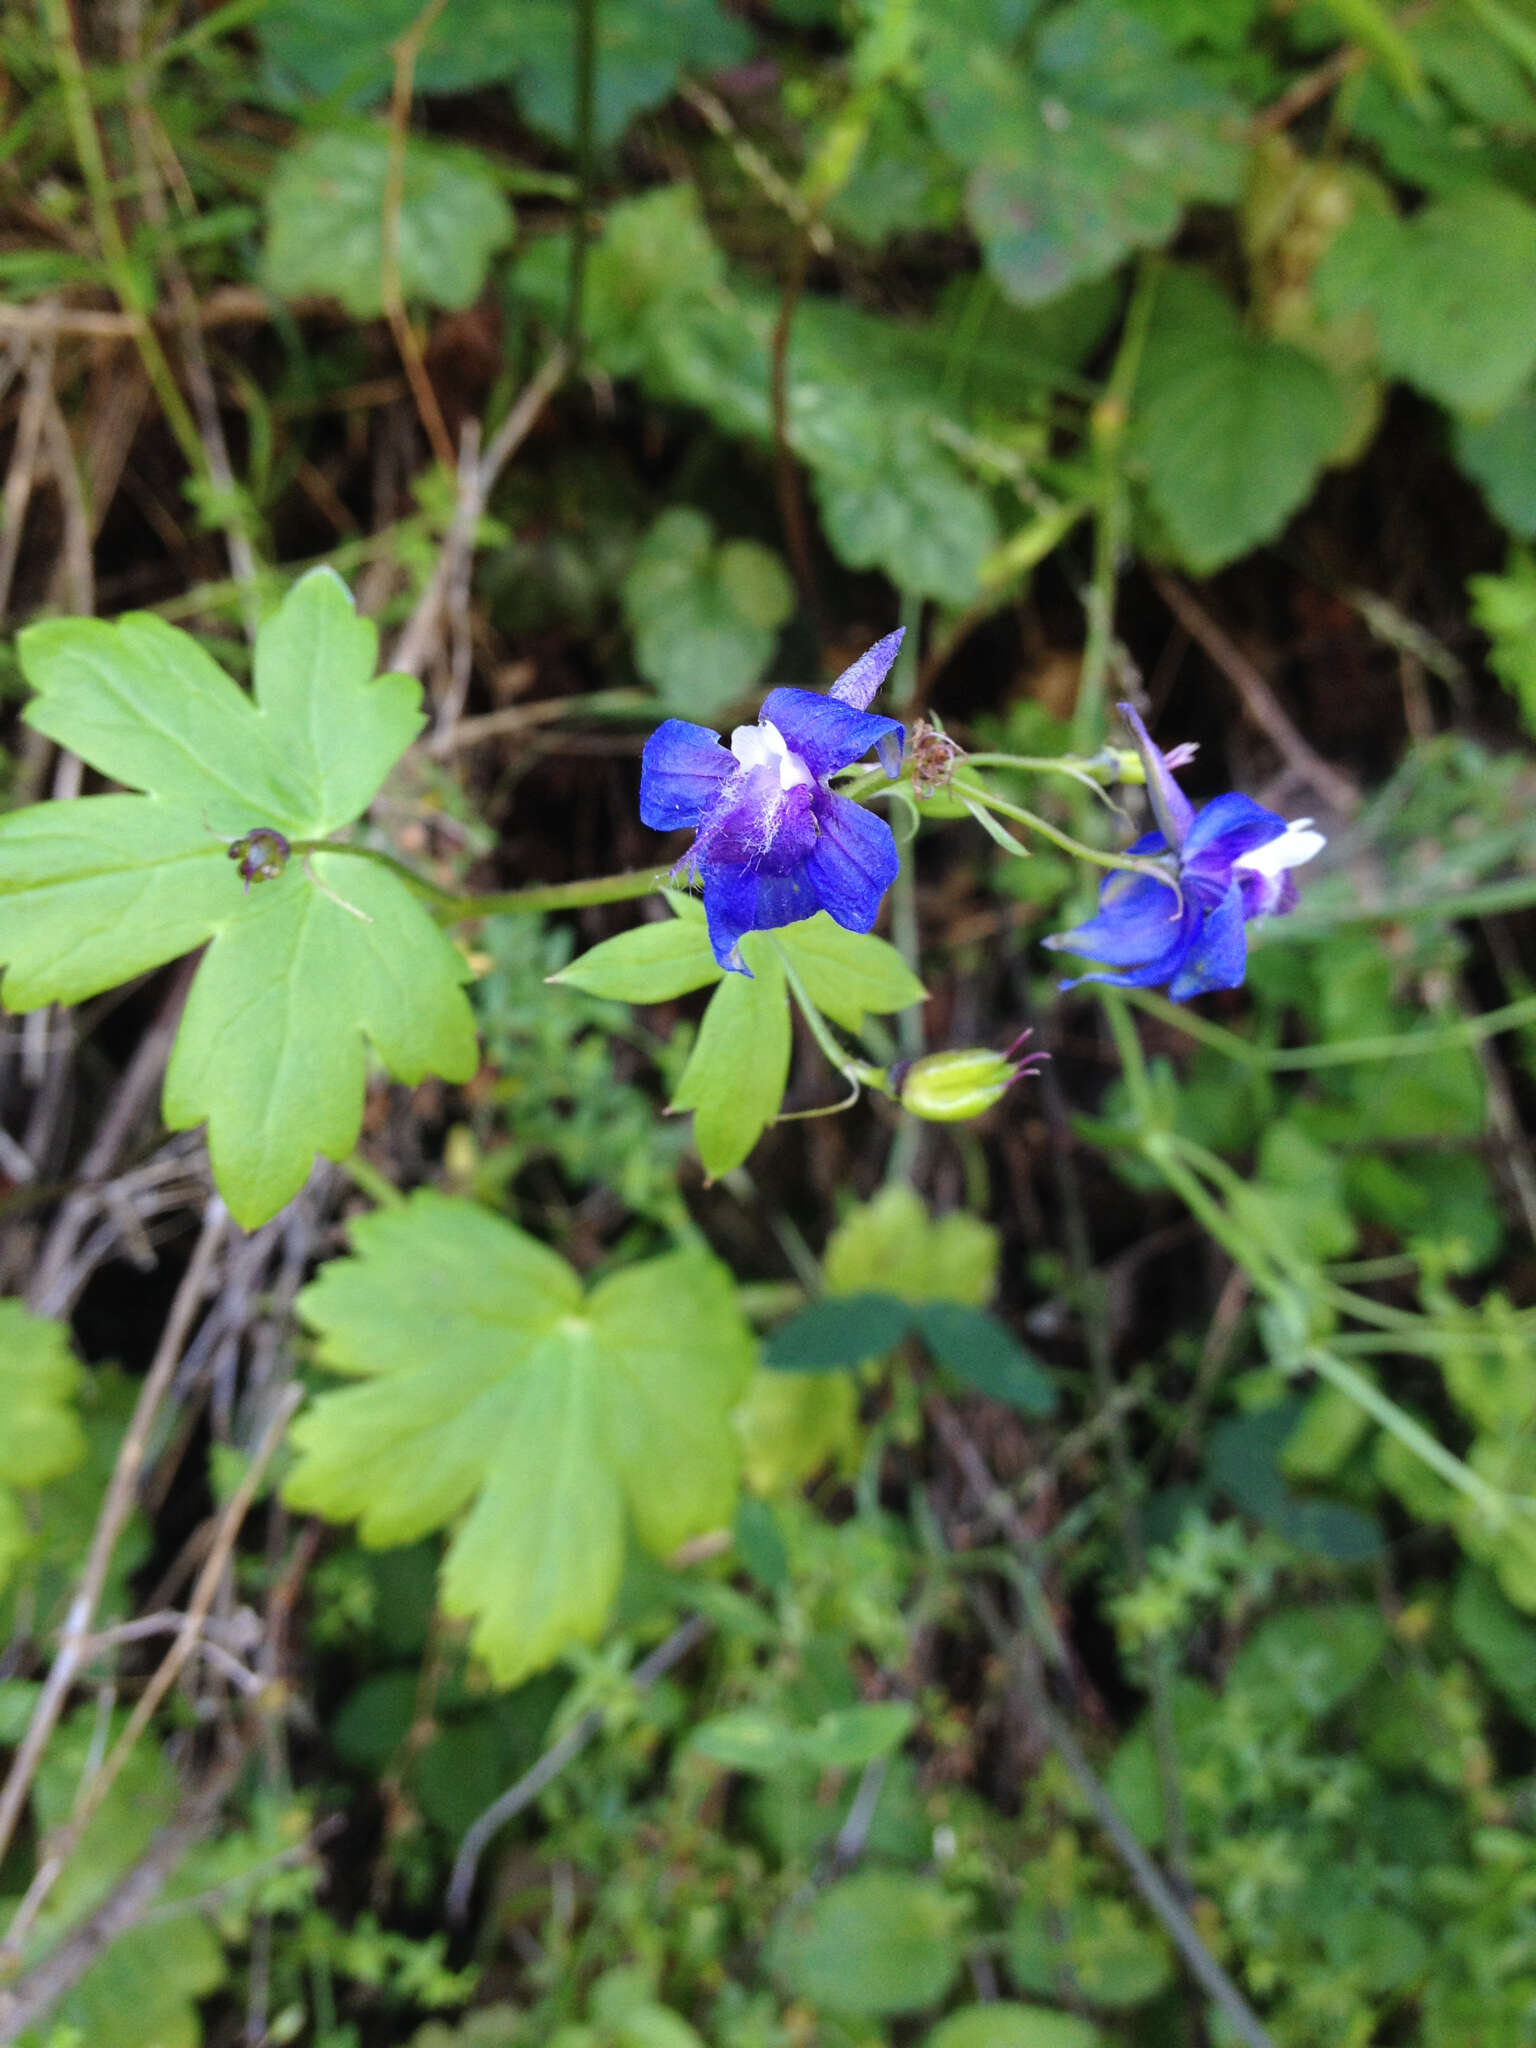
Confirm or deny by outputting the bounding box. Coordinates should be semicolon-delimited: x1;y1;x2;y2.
640;631;906;972
1044;702;1325;1002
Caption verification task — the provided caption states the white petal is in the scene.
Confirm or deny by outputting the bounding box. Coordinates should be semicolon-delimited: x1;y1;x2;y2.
1233;819;1326;879
730;717;814;791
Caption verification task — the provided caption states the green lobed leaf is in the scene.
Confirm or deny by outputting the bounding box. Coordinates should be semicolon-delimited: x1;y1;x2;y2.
0;569;478;1228
1314;183;1536;412
767;1869;967;2016
670;936;792;1177
285;1191;755;1684
0;1305;85;1596
263;126;513;318
921;0;1246;305
1133;268;1345;573
622;508;795;716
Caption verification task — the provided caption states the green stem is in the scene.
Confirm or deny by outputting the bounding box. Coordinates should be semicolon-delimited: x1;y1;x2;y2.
772;942;891;1100
43;0;205;474
950;775;1181;895
1124;987;1536;1071
566;0;597;354
297;841;662;918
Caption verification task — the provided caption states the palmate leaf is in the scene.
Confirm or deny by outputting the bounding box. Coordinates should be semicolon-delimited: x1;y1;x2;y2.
621;507;795;716
285;1192;755;1684
0;569;478;1229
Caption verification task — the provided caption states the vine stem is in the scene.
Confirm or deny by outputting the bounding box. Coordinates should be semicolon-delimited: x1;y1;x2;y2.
41;0;203;472
383;0;456;469
296;840;662;917
566;0;598;354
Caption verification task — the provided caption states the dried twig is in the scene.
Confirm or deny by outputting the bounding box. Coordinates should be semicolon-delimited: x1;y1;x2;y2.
1150;572;1360;818
0;1747;245;2047
0;1200;227;1871
0;337;56;621
446;1614;711;1922
1;1381;300;1961
382;0;456;470
391;343;569;682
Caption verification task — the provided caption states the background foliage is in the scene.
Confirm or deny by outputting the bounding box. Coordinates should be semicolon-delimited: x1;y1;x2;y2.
2;1;1536;2046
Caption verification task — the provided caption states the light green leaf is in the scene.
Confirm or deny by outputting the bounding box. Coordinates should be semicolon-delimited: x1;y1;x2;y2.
0;1307;84;1594
671;938;792;1178
927;2004;1103;2048
767;1869;966;2016
554;910;722;1003
264;126;513;318
1314;183;1536;411
774;913;926;1032
823;1184;998;1307
1469;550;1536;734
0;569;478;1228
286;1192;754;1684
622;508;794;716
921;0;1245;304
0;1303;86;1493
1134;268;1344;572
734;1369;863;1494
162;851;475;1226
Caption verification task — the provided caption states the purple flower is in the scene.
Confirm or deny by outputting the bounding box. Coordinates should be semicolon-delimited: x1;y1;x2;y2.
1044;702;1325;1002
640;631;907;972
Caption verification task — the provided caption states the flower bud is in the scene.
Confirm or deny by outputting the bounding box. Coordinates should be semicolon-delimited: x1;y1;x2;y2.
228;827;291;891
894;1032;1046;1122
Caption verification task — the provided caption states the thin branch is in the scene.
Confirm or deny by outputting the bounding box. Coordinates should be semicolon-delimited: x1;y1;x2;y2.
0;1199;227;1872
382;0;456;470
1150;572;1360;818
1;1381;300;1961
0;1749;244;2048
391;343;570;680
970;1586;1279;2048
446;1615;711;1922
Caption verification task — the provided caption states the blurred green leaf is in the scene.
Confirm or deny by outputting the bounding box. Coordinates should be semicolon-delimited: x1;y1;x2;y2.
927;2008;1103;2048
286;1191;755;1683
914;1301;1058;1416
825;1183;998;1306
259;0;750;144
1133;268;1344;572
764;1292;916;1369
264;126;513;317
767;1869;966;2015
1470;549;1536;734
1452;1563;1536;1729
921;0;1245;304
1315;183;1536;411
1007;1888;1172;2009
1455;387;1536;537
622;509;794;716
0;1304;84;1593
